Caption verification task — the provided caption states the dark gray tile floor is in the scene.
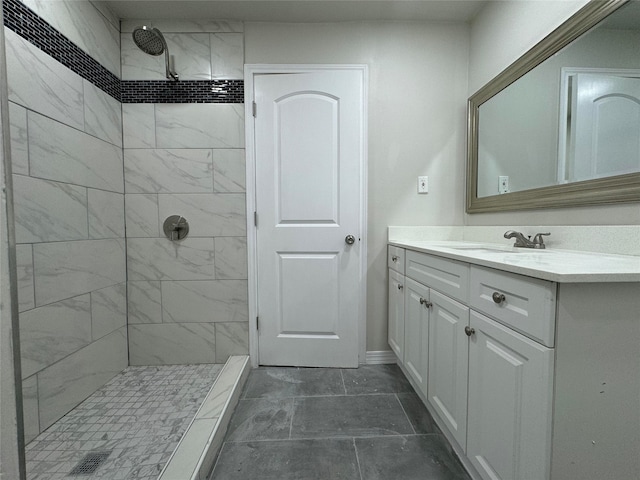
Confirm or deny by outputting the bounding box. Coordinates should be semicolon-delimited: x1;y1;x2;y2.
209;364;470;480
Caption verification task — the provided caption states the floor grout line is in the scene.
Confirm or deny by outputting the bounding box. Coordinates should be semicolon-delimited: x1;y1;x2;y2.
395;392;417;434
339;369;348;395
242;392;403;400
207;440;228;480
210;366;470;480
288;396;296;440
223;433;440;444
353;437;364;480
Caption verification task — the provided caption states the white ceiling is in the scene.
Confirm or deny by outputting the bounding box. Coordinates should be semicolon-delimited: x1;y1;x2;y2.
102;0;487;23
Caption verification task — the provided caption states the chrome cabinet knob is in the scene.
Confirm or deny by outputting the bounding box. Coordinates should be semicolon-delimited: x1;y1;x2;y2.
492;292;506;304
397;284;403;291
392;255;399;262
465;326;476;337
345;234;356;245
419;298;433;308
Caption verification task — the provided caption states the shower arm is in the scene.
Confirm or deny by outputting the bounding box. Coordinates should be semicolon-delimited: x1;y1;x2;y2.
163;44;179;81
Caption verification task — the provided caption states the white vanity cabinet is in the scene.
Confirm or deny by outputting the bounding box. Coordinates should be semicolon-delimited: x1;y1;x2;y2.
428;289;470;450
387;246;406;362
403;277;430;395
467;310;554;480
387;269;405;360
389;244;432;397
465;265;556;480
405;249;473;450
388;240;640;480
388;245;556;480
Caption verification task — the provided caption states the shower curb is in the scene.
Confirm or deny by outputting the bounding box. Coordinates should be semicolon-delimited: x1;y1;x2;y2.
157;355;251;480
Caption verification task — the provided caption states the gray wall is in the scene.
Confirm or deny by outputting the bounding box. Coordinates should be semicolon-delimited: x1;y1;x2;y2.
121;20;249;365
6;1;126;441
245;21;470;352
467;0;640;227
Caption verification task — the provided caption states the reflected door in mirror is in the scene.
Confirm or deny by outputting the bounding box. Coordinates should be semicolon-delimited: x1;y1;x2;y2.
564;72;640;182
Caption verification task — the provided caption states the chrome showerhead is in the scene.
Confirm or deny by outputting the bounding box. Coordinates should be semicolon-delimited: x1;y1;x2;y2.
132;26;165;56
132;26;179;81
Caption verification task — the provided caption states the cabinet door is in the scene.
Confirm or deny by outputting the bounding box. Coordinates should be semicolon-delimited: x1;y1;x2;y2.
427;290;470;450
403;277;429;395
467;310;554;480
388;269;405;360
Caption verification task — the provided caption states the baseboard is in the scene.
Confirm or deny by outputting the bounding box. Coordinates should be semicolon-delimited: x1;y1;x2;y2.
365;350;398;364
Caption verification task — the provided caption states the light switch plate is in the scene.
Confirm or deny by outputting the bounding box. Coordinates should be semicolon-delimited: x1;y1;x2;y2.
418;176;429;194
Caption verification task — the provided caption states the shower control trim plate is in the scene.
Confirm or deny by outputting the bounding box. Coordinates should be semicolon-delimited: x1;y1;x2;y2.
163;215;189;241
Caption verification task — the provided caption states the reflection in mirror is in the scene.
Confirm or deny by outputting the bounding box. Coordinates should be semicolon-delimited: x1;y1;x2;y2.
477;0;640;197
468;0;640;212
559;68;640;183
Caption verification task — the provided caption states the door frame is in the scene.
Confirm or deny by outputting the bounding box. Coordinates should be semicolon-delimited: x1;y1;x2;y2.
244;64;368;368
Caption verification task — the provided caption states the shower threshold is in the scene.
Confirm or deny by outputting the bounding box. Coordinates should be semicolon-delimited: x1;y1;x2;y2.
25;355;250;480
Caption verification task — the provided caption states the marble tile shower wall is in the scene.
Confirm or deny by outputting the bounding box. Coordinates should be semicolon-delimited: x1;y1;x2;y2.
121;20;249;366
5;0;126;443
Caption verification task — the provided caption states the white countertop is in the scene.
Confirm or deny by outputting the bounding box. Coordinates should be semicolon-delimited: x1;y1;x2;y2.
389;240;640;283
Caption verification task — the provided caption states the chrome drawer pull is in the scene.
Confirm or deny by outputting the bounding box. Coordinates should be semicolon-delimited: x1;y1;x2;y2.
397;284;403;291
464;326;475;337
492;292;506;304
392;255;399;262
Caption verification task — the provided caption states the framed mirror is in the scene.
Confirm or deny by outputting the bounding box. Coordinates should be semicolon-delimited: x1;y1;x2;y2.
467;0;640;213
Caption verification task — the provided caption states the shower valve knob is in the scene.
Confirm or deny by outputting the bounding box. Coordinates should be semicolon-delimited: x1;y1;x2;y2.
163;215;189;241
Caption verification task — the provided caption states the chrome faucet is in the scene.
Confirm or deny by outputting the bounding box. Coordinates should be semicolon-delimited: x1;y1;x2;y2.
504;230;550;249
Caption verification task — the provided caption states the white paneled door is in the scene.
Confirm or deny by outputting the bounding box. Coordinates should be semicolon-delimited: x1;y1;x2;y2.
570;73;640;181
253;68;365;367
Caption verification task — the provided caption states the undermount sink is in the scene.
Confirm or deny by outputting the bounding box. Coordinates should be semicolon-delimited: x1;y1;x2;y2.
448;245;520;253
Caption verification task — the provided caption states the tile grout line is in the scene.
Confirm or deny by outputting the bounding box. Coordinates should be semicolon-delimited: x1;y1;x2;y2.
394;393;417;435
242;392;401;400
288;396;296;440
207;439;228;480
353;437;364;480
339;369;348;395
222;433;437;444
212;367;466;479
240;374;249;400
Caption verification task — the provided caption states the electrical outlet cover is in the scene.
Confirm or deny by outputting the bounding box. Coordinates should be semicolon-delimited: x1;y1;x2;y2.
418;176;429;194
499;175;509;194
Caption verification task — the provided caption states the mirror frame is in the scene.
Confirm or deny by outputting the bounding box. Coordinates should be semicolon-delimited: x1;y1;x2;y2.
466;0;640;213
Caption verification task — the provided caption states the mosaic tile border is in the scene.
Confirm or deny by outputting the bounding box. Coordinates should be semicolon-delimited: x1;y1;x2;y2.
2;0;244;104
121;80;244;104
2;0;121;101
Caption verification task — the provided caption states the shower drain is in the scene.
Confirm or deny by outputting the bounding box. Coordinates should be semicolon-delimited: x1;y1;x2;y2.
68;451;112;476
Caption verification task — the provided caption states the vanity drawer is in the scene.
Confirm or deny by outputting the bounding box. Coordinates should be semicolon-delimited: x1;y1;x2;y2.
406;251;469;303
469;266;557;347
388;246;405;274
